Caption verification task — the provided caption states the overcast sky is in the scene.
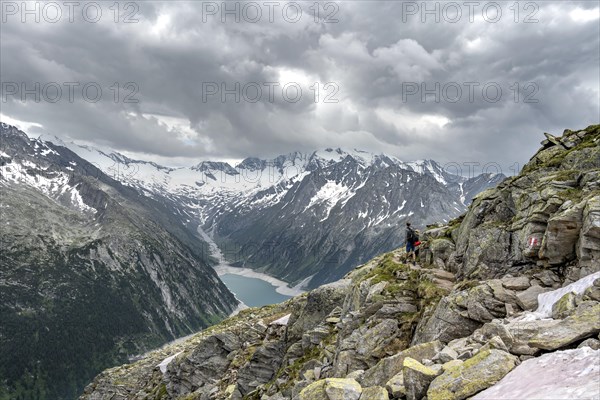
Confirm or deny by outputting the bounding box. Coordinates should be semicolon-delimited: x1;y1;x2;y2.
1;1;598;174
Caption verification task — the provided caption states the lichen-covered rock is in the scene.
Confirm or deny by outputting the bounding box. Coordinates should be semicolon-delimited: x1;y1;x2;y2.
414;280;518;345
461;225;513;279
429;238;456;267
583;284;600;302
551;292;577;319
359;386;389;400
427;349;518;400
465;284;507;322
384;372;405;398
441;359;463;371
412;295;481;345
503;318;560;356
577;338;600;350
361;341;442;387
529;302;600;350
299;378;362;400
402;357;439;400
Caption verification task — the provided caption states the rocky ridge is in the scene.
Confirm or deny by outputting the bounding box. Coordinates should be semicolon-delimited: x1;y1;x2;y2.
80;125;600;400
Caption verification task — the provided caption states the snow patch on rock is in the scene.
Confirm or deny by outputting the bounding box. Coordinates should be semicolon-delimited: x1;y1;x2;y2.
157;351;183;374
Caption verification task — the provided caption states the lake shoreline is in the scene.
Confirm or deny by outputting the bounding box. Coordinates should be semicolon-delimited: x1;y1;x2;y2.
196;225;308;300
214;265;309;297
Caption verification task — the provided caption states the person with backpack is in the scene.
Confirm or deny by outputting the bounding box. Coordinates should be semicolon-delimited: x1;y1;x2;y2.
405;222;418;265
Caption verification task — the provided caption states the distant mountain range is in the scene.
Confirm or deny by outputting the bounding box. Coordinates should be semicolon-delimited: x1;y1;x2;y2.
45;134;506;288
0;123;237;400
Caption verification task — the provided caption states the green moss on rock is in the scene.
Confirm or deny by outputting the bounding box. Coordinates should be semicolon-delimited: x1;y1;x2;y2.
427;349;518;400
299;378;362;400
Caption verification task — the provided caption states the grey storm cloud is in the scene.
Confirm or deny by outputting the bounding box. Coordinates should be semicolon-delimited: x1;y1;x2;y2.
0;0;598;173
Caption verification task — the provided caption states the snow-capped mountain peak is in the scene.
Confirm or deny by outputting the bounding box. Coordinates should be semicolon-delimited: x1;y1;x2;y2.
4;124;505;288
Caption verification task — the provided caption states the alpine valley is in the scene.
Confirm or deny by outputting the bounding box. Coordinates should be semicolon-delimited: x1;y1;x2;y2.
49;135;505;288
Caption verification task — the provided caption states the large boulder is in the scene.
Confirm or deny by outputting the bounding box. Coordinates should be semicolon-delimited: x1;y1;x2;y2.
237;340;285;395
360;341;442;387
529;302;600;350
289;280;351;341
465;284;507;322
299;378;362;400
333;319;399;376
427;349;518;400
402;357;439;400
577;196;600;277
413;280;518;345
516;285;551;310
461;225;513;279
412;295;481;345
429;238;456;268
539;201;585;265
503;318;560;356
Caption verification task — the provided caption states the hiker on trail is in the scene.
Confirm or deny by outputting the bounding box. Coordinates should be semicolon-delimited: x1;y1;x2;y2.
405;222;419;266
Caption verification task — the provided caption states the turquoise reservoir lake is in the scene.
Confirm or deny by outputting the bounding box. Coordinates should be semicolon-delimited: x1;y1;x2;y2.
220;273;292;308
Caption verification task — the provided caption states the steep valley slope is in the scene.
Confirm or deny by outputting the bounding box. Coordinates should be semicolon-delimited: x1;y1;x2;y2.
0;123;238;400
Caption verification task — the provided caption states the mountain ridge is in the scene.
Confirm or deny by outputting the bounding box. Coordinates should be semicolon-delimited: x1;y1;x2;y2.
32;134;504;288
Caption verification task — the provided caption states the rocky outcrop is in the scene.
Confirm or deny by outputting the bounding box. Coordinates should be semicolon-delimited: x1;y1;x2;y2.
420;125;600;282
80;126;600;400
80;252;452;400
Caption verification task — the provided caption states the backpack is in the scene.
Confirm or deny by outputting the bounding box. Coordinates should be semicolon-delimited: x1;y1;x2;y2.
407;227;418;243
